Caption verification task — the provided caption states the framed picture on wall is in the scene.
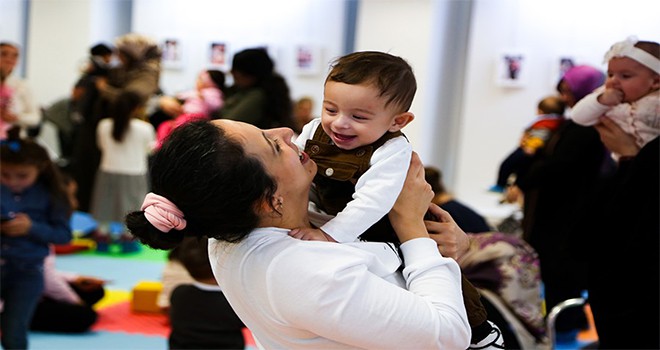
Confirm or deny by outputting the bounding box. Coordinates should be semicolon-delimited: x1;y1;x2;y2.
294;44;321;76
209;42;228;69
495;50;528;88
161;39;182;69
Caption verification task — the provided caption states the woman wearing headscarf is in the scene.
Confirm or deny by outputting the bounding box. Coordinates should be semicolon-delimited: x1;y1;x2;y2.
217;48;294;129
507;65;610;342
72;33;161;213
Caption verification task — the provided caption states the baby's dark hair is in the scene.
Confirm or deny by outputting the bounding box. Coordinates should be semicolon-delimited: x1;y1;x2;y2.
326;51;417;113
634;41;659;62
125;120;278;250
537;95;566;116
178;236;214;281
1;138;72;215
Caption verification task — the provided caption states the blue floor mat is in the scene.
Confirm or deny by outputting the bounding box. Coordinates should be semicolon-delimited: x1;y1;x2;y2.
29;330;167;350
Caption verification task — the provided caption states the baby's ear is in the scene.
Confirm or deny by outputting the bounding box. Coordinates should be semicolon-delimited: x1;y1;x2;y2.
389;112;414;132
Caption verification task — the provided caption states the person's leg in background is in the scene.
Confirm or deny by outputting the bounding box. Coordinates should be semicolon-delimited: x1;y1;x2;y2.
1;261;45;349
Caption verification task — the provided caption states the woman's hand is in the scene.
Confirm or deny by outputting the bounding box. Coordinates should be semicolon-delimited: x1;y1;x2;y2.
594;116;640;158
424;204;470;259
389;152;434;243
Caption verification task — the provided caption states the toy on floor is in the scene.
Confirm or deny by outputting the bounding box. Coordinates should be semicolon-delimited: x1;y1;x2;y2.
92;221;141;254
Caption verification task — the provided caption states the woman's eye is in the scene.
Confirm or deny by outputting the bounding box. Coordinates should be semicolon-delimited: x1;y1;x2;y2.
273;138;282;152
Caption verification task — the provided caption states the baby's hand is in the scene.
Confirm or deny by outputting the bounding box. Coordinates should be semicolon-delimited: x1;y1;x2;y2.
289;228;336;242
598;88;623;106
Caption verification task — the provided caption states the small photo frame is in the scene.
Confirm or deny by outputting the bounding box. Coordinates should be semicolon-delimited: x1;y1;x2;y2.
161;39;182;69
294;44;321;76
209;42;228;69
495;51;527;88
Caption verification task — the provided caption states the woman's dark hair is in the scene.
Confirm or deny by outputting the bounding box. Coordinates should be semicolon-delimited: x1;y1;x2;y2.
125;120;278;250
111;90;143;142
1;138;72;216
231;48;294;129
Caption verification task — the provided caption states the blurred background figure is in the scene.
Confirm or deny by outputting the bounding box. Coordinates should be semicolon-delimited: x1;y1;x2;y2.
424;166;492;234
89;91;155;251
1;138;72;349
155;69;226;147
292;96;316;135
490;95;565;194
71;33;161;213
507;65;609;343
30;246;106;333
216;47;294;130
168;236;245;350
0;42;40;140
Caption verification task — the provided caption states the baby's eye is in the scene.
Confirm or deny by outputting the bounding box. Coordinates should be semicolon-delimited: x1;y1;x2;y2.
324;107;337;114
353;115;367;120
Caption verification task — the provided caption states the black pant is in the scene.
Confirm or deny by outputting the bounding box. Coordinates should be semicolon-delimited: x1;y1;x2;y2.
30;283;104;333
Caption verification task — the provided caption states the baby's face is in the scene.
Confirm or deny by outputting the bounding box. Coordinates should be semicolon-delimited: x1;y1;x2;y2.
606;57;659;103
321;81;404;150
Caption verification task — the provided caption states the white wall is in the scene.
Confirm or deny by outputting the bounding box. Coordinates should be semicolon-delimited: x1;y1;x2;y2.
454;0;660;219
26;0;96;105
354;0;436;162
355;0;473;189
132;0;345;108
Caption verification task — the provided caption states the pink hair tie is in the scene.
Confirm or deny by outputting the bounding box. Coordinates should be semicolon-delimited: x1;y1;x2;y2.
141;192;187;232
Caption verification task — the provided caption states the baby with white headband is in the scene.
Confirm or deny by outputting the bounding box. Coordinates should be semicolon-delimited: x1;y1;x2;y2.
572;37;659;156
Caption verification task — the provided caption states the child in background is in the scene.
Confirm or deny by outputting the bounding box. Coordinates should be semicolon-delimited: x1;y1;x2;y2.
572;37;659;158
292;51;503;348
168;236;245;350
292;96;316;135
0;138;73;349
90;90;156;250
156;69;225;146
1;42;40;140
490;95;566;193
30;245;106;333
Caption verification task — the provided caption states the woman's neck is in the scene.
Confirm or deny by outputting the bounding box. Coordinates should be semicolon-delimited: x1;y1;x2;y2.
258;201;312;230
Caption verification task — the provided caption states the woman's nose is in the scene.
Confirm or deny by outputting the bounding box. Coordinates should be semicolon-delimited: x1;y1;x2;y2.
273;127;294;140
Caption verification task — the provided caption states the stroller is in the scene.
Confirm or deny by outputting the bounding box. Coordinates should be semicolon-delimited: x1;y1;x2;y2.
461;232;598;349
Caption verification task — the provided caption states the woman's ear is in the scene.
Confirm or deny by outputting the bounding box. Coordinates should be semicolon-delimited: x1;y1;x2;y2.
389;112;415;132
258;195;284;217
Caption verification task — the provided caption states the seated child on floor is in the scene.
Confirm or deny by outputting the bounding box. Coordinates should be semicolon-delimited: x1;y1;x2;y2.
168;236;245;350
